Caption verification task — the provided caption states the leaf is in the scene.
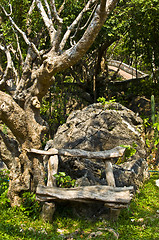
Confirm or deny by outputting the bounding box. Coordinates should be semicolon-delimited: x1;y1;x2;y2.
59;172;66;177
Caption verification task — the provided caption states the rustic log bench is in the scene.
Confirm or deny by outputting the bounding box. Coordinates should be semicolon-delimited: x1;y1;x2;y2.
28;146;134;220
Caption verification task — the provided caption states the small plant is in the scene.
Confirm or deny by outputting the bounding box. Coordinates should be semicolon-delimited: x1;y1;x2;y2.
0;169;10;208
97;97;107;105
143;117;151;129
0;189;10;208
19;192;41;219
118;143;137;163
97;96;116;105
54;172;76;188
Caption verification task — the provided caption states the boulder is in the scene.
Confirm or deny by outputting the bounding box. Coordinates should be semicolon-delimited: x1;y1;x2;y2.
45;102;148;190
49;102;146;160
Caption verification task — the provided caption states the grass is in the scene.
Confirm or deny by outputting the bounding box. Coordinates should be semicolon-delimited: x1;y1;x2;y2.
0;173;159;240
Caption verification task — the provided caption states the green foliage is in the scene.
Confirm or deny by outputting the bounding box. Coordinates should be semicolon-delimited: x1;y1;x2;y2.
19;192;41;219
152;117;159;147
147;95;159;149
0;169;10;195
106;0;159;83
143;117;151;129
0;169;10;208
97;97;116;105
120;143;137;161
116;173;159;240
0;190;10;208
54;172;76;188
40;82;70;137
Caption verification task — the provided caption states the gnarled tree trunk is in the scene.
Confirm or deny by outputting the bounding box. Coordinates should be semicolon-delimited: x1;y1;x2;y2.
0;91;46;205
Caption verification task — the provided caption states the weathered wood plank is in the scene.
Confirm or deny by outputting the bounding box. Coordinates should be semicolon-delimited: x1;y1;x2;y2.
28;146;125;160
105;161;116;187
47;155;59;187
36;185;133;205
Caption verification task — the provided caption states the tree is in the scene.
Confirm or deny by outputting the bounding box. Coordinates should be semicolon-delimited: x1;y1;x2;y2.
108;0;159;76
0;0;119;207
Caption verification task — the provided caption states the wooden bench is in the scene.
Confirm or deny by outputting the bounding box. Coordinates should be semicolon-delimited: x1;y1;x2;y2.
28;146;134;220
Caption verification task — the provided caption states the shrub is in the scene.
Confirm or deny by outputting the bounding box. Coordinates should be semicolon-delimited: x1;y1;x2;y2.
0;169;10;195
19;192;42;219
0;169;10;208
54;172;76;188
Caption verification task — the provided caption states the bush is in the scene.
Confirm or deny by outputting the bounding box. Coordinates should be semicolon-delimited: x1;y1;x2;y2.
19;192;42;220
0;169;10;208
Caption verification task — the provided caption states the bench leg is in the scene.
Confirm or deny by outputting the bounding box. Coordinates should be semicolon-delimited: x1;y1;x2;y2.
110;208;121;221
41;202;56;223
47;155;59;187
105;161;116;187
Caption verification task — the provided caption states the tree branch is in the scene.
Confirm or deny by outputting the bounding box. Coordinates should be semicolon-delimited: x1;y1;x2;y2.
0;43;18;91
44;0;52;20
60;0;119;66
46;0;64;51
80;3;98;30
60;0;97;50
35;0;56;44
30;0;119;100
26;0;36;35
50;0;63;24
1;3;40;57
58;0;66;15
100;0;107;12
12;29;24;70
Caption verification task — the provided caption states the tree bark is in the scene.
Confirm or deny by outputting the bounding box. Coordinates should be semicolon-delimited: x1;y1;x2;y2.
0;91;46;206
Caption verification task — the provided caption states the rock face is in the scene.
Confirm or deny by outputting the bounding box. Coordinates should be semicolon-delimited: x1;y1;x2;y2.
45;103;148;190
57;156;149;191
114;158;149;190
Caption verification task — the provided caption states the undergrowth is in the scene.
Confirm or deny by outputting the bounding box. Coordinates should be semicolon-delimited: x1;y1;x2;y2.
0;172;159;239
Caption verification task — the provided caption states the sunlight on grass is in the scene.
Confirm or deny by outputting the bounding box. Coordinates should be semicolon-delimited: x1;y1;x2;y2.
0;173;159;239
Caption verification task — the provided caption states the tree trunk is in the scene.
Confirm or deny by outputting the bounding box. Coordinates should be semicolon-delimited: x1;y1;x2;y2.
0;91;46;206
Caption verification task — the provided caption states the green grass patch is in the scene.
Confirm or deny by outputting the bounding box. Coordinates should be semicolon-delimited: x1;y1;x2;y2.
0;173;159;239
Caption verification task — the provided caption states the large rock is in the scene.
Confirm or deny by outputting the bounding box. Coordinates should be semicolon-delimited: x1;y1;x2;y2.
45;103;148;190
50;102;146;159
